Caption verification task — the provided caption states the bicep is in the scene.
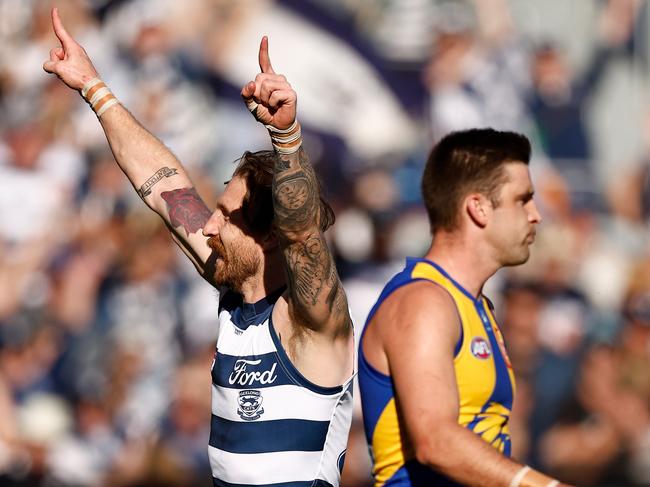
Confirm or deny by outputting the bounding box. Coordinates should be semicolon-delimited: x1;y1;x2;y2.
152;186;212;273
283;231;350;335
385;287;461;444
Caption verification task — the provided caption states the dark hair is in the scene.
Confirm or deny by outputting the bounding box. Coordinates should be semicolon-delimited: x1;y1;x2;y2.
232;150;335;236
422;128;531;234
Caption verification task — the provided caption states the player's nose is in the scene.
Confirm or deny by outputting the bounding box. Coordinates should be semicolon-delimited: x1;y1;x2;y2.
203;209;224;237
528;200;542;224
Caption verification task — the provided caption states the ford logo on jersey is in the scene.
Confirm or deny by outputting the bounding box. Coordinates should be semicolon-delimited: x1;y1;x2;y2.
470;337;492;359
229;359;278;386
237;389;264;421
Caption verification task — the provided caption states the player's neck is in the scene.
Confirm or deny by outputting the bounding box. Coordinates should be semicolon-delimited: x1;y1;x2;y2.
240;252;287;304
425;233;499;299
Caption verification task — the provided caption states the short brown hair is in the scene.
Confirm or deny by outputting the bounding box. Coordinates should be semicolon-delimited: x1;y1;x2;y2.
422;128;531;234
232;150;335;236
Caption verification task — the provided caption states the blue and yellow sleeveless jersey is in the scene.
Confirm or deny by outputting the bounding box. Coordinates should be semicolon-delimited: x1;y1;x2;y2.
358;257;516;486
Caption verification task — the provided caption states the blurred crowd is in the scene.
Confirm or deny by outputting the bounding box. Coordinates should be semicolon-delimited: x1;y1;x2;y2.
1;0;650;485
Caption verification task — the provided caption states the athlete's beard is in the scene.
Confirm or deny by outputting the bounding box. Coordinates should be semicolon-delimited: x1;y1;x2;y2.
207;236;261;293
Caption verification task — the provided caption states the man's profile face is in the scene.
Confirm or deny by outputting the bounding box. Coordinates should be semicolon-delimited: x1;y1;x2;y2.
487;162;542;267
205;176;262;292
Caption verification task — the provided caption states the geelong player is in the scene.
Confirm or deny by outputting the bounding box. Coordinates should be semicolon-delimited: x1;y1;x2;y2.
44;8;354;487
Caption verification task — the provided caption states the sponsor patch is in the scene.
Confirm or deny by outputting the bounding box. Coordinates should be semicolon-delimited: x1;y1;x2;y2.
237;389;264;421
470;337;492;360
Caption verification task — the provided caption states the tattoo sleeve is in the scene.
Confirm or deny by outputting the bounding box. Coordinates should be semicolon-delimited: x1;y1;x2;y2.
161;187;212;237
272;147;319;234
273;147;350;330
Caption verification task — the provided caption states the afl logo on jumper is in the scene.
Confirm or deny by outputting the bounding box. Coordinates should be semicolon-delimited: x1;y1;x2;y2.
238;390;264;421
471;337;492;360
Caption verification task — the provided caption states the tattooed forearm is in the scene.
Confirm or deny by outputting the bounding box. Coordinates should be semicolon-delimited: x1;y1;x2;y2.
272;147;320;234
274;147;350;330
161;187;212;237
137;167;179;198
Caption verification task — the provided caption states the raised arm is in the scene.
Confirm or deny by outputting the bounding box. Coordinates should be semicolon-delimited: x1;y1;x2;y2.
42;8;213;278
240;38;351;337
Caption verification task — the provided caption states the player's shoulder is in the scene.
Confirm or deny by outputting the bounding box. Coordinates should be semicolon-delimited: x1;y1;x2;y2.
372;279;461;350
376;279;458;329
393;279;455;307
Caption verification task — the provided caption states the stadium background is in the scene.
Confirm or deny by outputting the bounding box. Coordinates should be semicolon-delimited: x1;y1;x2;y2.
1;0;650;485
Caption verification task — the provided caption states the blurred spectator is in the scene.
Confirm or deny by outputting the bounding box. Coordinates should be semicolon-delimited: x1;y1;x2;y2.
424;0;533;138
0;0;648;485
528;0;640;199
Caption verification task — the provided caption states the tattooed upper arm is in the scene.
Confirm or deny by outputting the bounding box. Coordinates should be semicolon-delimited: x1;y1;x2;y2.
136;165;213;277
284;233;351;334
160;187;214;279
161;187;212;238
273;147;351;334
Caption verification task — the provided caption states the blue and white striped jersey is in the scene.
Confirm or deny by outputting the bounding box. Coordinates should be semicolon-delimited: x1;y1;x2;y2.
209;289;354;487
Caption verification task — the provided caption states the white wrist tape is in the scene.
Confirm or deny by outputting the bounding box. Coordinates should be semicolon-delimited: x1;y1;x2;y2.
81;77;120;118
96;98;119;117
510;466;531;487
268;120;302;155
81;77;102;98
88;87;111;106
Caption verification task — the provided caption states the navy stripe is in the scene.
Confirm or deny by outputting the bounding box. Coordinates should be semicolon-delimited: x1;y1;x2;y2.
209;414;330;454
219;291;242;313
476;301;513;410
213;352;293;389
268;317;343;395
213;479;325;487
219;287;285;330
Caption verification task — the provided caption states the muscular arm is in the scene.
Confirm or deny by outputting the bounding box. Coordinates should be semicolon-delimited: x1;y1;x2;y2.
273;147;351;336
42;8;213;278
98;105;212;273
382;282;563;486
242;37;351;337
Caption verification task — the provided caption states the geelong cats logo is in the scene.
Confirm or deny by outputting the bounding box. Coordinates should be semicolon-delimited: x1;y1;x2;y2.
238;390;264;421
470;337;492;360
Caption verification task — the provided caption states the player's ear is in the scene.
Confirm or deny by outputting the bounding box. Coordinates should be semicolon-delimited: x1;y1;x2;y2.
466;193;489;228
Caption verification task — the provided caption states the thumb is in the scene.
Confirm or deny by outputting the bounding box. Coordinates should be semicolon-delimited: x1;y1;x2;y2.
241;81;259;116
43;60;58;74
241;81;256;100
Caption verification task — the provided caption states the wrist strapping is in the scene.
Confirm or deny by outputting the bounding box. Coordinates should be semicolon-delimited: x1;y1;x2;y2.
266;119;302;155
510;466;531;487
81;78;119;117
510;465;561;487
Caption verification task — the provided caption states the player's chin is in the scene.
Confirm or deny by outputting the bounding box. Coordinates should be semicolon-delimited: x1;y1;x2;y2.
503;247;531;267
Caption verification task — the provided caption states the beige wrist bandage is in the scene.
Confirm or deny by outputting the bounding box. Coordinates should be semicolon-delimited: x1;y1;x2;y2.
81;78;119;117
510;465;561;487
266;120;302;155
510;466;531;487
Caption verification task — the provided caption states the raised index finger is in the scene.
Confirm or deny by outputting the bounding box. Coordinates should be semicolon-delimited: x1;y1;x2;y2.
51;7;75;50
258;36;275;74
